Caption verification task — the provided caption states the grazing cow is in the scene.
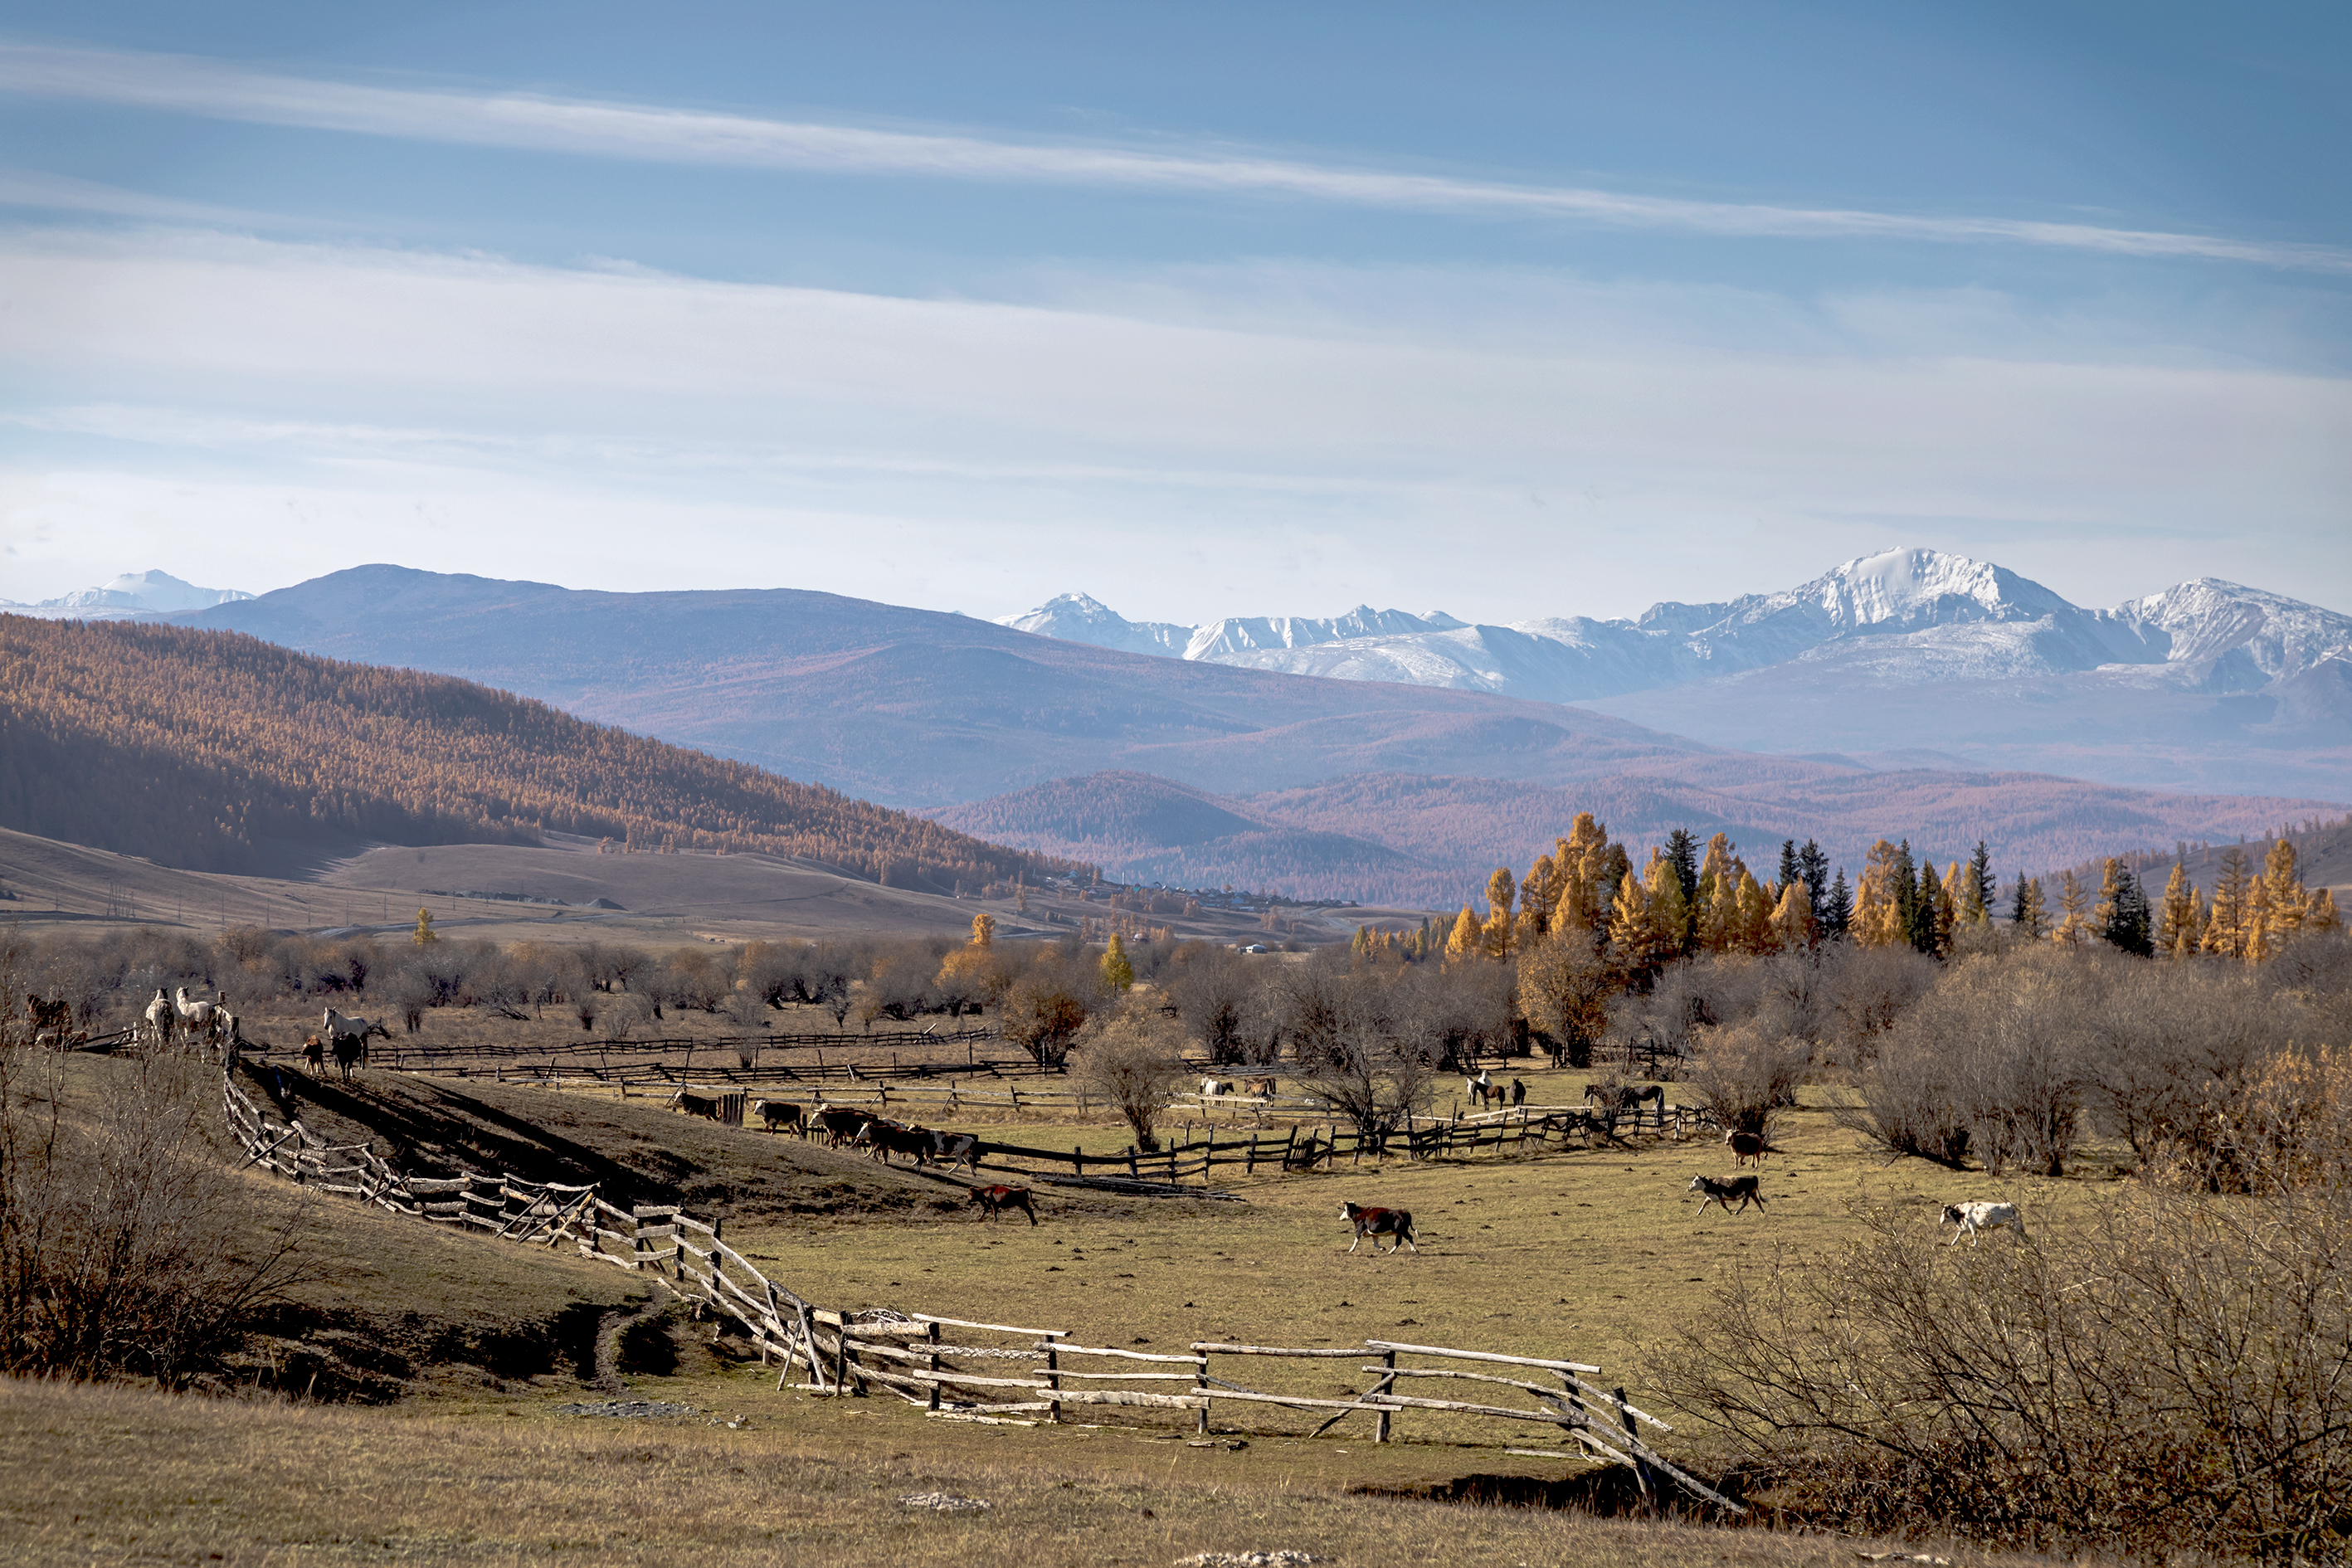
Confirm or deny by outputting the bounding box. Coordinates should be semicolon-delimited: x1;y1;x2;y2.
750;1098;804;1136
929;1130;981;1173
855;1119;936;1166
1940;1201;2027;1246
1510;1078;1527;1108
329;1031;367;1083
301;1034;328;1079
1338;1200;1419;1254
812;1106;871;1147
1687;1174;1766;1218
1725;1129;1771;1167
668;1088;723;1121
970;1185;1038;1225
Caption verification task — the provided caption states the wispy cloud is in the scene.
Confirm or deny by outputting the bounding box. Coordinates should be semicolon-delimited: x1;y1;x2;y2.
4;38;2347;274
0;165;274;226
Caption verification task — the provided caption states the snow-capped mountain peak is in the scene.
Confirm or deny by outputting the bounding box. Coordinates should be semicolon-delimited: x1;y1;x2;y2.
2;569;255;621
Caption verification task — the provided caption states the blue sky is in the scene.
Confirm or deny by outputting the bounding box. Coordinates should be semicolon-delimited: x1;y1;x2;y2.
1;2;2346;622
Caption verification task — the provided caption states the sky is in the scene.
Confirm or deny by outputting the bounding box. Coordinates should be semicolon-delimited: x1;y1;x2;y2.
1;2;2347;625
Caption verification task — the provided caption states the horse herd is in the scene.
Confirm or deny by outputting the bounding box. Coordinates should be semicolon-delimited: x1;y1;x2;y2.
135;986;241;1055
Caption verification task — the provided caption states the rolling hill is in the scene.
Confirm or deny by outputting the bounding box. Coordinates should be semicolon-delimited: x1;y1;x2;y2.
0;614;1078;891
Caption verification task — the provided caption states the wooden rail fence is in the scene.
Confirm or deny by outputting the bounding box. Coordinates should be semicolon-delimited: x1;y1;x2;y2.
219;1069;1737;1512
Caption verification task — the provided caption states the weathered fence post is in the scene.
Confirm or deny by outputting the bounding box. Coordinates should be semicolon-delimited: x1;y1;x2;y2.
1375;1348;1396;1443
925;1320;942;1412
1618;1386;1656;1513
1045;1342;1061;1423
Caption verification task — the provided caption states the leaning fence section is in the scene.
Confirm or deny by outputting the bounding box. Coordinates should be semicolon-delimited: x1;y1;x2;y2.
221;1072;1733;1513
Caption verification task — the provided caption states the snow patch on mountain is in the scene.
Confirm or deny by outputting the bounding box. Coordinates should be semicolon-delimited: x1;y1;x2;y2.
2;570;255;621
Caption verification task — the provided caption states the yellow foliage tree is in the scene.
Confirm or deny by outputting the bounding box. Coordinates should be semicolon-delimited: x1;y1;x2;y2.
2203;846;2251;957
1769;878;1814;948
1609;869;1666;974
413;907;438;945
1643;851;1688;960
1484;866;1517;959
1732;868;1775;953
1550;814;1614;937
2243;875;2274;966
1444;906;1481;963
1853;840;1907;948
2265;839;2311;938
970;912;996;947
1100;932;1135;991
2053;869;2092;945
2154;862;2200;957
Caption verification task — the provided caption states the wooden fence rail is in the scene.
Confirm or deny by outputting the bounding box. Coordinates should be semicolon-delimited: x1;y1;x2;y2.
220;1071;1734;1512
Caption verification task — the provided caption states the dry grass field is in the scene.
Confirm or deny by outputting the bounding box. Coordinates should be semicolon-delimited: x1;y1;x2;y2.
3;1045;2149;1566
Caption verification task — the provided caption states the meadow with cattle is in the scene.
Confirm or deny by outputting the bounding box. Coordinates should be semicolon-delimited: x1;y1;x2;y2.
3;846;2350;1566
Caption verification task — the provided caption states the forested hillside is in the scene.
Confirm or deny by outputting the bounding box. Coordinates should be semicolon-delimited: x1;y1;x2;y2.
0;615;1080;889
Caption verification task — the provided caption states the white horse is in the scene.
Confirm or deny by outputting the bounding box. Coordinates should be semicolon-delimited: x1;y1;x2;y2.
174;986;216;1044
143;989;176;1048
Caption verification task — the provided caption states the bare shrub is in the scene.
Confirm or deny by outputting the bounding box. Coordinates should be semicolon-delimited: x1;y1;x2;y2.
1164;945;1264;1066
1286;967;1439;1152
1687;1020;1805;1138
1650;1188;2352;1559
1839;949;2096;1176
1001;956;1098;1072
0;1045;310;1385
1074;998;1189;1152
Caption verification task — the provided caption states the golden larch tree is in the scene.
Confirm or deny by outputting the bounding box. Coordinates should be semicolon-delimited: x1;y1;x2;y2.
2053;869;2092;945
2154;862;2199;957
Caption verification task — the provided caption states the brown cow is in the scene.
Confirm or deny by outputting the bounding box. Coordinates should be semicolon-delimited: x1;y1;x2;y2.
970;1185;1038;1225
1724;1129;1772;1167
1339;1200;1418;1254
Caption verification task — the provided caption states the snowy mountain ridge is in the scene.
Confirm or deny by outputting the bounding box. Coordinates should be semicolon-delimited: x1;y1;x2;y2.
2;569;255;621
1000;549;2352;799
1001;548;2352;700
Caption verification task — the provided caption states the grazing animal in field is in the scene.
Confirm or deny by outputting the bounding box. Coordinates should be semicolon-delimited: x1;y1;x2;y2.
143;990;174;1047
1338;1200;1419;1254
330;1031;367;1083
855;1119;936;1165
812;1106;871;1147
301;1035;328;1079
1465;1069;1496;1108
750;1098;804;1136
1200;1078;1234;1098
1586;1083;1665;1113
668;1088;724;1121
1245;1076;1277;1098
970;1185;1038;1225
1510;1078;1527;1108
929;1130;981;1173
1940;1201;2027;1245
1687;1174;1766;1218
1725;1129;1772;1167
28;994;72;1047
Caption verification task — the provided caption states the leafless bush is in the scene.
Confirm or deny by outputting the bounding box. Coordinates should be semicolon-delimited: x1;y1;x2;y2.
1649;1189;2352;1559
1686;1020;1806;1138
1163;946;1264;1066
1840;950;2095;1176
1517;931;1613;1069
0;1045;310;1385
1074;998;1190;1152
1286;967;1439;1152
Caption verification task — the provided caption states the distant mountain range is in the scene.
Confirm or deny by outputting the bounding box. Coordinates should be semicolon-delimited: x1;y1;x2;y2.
131;561;2346;907
0;569;253;621
1001;549;2352;799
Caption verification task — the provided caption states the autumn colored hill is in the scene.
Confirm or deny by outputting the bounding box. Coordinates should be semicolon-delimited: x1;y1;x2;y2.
0;614;1079;889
